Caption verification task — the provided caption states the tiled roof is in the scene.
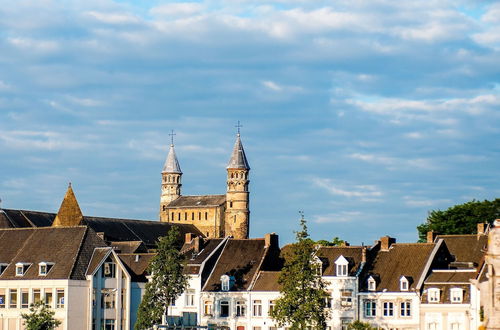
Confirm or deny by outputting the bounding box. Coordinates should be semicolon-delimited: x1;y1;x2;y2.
316;246;365;276
166;195;226;208
227;134;250;170
203;239;268;292
118;253;155;282
109;241;147;254
361;243;437;292
0;226;106;280
251;271;281;291
162;144;182;174
52;185;83;227
436;234;487;267
86;247;112;276
425;270;476;283
422;283;471;304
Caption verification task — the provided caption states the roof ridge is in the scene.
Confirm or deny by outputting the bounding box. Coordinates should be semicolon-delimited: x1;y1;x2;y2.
69;227;91;279
0;225;87;232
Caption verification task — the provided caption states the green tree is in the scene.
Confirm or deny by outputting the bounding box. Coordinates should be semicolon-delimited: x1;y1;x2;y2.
347;320;376;330
270;213;328;329
417;198;500;241
135;226;188;330
21;301;61;330
316;236;345;246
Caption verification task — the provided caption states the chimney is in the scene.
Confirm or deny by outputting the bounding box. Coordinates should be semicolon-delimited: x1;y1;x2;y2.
193;236;204;253
361;245;367;263
185;233;195;244
477;223;486;235
380;236;396;251
341;241;350;247
427;231;437;243
265;233;279;248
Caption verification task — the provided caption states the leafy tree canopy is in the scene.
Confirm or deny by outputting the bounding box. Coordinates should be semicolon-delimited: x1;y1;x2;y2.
270;214;328;329
135;226;188;330
315;236;346;246
21;301;61;330
347;320;377;330
417;198;500;242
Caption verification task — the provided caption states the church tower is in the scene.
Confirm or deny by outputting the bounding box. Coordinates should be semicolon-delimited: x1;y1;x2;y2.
225;132;250;239
160;142;182;219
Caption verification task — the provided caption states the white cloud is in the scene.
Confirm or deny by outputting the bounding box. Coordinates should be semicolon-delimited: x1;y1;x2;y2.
0;130;89;151
150;3;205;17
84;11;140;24
313;211;363;224
312;177;383;198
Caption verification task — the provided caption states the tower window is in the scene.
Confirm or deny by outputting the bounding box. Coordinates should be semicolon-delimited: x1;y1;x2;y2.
205;212;208;220
198;212;201;220
178;213;181;221
171;212;174;220
230;201;233;208
192;212;194;220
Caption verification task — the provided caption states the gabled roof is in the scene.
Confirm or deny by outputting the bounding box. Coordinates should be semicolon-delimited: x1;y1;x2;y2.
0;226;107;280
203;239;269;292
227;134;250;170
436;234;487;267
162;144;182;174
315;246;365;276
251;271;281;291
361;243;438;292
166;195;226;208
52;184;83;227
117;253;155;282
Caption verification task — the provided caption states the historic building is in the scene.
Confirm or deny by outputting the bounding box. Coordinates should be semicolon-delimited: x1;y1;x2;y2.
159;132;251;239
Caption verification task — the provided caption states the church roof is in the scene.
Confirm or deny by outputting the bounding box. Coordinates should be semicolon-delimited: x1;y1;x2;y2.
162;144;182;174
227;134;250;170
52;184;84;227
166;195;226;208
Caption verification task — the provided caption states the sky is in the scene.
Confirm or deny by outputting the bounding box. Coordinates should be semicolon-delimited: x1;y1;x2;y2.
1;0;499;246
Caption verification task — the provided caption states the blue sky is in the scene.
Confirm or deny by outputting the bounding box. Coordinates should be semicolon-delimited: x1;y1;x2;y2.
1;0;499;245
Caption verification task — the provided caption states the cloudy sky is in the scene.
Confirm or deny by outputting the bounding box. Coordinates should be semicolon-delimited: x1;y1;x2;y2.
1;0;499;245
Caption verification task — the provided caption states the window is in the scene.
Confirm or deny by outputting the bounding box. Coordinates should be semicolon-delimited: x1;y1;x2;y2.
428;288;440;303
427;322;439;330
221;275;231;291
33;289;41;304
341;318;353;330
253;300;262;316
400;276;409;291
44;289;53;307
236;300;246;317
337;264;348;276
269;300;275;315
185;289;195;306
341;290;353;308
400;301;411;317
252;327;261;330
324;293;332;308
21;289;29;308
103;262;116;278
15;263;30;276
383;301;394;316
368;276;376;291
363;299;376;317
205;212;208;220
0;263;7;275
335;255;349;276
56;289;65;308
104;319;115;330
0;289;5;308
9;289;17;308
184;212;187;220
450;322;461;330
450;288;463;303
220;300;229;317
203;301;213;316
38;262;54;276
192;212;194;220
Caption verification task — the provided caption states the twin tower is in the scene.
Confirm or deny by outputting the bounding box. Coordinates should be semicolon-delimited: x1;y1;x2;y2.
159;133;250;239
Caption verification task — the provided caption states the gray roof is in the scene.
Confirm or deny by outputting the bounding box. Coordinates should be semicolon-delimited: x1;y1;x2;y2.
166;195;226;208
162;144;182;174
227;134;250;170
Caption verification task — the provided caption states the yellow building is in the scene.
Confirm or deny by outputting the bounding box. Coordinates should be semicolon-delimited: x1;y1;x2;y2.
159;133;250;239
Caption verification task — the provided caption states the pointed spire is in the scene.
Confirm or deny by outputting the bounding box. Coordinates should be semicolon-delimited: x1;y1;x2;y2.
52;183;84;227
162;144;182;174
227;133;250;169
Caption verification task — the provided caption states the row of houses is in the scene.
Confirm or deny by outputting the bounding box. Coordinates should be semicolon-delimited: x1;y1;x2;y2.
0;187;499;329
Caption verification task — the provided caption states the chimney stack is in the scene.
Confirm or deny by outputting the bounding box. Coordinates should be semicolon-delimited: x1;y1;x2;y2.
185;233;195;244
380;236;396;251
362;245;367;263
427;231;438;243
193;236;204;253
265;233;279;248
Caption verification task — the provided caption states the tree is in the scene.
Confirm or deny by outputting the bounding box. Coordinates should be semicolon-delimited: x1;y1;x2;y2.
417;198;500;241
347;320;376;330
270;213;328;329
21;301;61;330
316;236;346;246
135;226;188;330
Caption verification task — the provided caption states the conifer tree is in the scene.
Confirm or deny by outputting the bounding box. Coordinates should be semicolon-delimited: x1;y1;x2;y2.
270;212;328;329
135;226;188;330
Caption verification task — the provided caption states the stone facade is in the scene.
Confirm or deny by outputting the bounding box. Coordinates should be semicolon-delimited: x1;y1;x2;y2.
159;133;250;239
484;219;500;329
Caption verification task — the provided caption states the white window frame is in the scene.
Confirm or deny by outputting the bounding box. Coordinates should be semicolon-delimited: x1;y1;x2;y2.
400;301;411;317
364;299;376;317
383;301;394;317
236;300;246;317
203;301;213;316
428;288;440;303
38;262;54;276
335;255;349;277
400;276;409;291
185;289;195;306
15;263;30;277
220;275;230;291
450;288;463;303
253;299;262;317
368;276;376;291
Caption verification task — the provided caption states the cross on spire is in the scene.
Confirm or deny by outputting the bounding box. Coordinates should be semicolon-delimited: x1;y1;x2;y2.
169;130;176;146
235;121;243;135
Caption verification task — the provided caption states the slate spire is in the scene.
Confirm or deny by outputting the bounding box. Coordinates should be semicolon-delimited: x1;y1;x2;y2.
52;183;84;227
227;133;250;170
162;144;182;174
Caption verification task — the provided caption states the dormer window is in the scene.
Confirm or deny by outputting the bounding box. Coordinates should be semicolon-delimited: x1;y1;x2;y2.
312;256;323;276
450;288;463;303
0;263;8;275
221;275;231;291
428;288;440;303
400;276;409;291
335;255;349;277
15;263;31;277
367;276;376;291
38;262;54;276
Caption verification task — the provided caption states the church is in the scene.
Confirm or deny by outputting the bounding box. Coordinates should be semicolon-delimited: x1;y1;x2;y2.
159;132;251;239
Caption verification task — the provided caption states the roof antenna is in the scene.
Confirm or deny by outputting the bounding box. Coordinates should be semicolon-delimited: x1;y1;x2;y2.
169;129;176;146
235;121;242;136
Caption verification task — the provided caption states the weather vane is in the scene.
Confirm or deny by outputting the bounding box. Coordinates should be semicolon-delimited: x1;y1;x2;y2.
169;129;176;145
235;121;243;135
